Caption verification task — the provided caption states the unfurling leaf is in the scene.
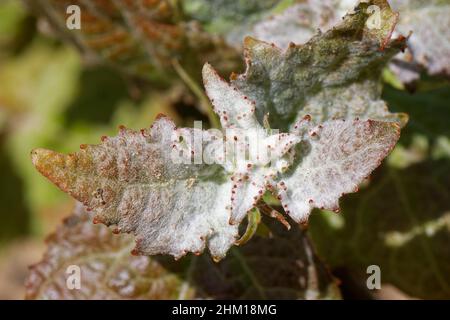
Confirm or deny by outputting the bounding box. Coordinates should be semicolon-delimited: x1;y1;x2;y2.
31;117;239;261
31;1;402;259
26;204;341;299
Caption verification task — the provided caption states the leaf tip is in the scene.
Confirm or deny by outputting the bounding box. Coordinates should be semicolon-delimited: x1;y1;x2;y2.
31;148;64;176
155;112;168;120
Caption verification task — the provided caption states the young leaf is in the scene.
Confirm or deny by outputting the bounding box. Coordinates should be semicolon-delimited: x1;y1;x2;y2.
203;63;400;224
202;63;301;224
277;118;400;223
31;0;402;259
31;66;400;259
31;116;240;261
26;204;341;299
231;0;407;131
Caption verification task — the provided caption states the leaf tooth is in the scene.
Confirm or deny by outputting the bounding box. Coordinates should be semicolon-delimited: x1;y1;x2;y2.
92;216;103;225
229;174;265;225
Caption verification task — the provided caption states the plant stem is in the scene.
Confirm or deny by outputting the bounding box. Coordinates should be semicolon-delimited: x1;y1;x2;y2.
171;59;221;128
235;208;261;246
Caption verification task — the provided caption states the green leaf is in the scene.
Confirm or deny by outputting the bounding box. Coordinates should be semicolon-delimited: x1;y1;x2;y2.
231;0;407;131
309;159;450;299
26;203;341;299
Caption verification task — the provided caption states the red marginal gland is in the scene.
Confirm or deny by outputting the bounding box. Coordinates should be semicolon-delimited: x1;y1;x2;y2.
92;216;103;224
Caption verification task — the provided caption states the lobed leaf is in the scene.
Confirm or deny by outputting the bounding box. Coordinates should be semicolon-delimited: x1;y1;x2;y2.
31;75;400;259
32;116;239;260
31;0;402;259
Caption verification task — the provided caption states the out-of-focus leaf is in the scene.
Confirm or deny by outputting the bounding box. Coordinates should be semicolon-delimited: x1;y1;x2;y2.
181;0;292;46
248;0;342;50
184;216;341;299
26;0;240;81
231;0;407;131
383;84;450;143
26;203;341;299
25;203;194;299
308;84;450;299
389;0;450;83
